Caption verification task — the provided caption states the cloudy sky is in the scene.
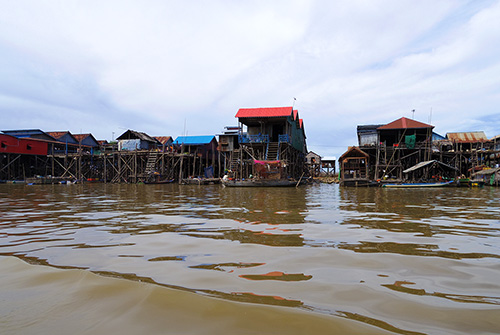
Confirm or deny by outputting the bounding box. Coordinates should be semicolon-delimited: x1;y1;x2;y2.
1;0;500;159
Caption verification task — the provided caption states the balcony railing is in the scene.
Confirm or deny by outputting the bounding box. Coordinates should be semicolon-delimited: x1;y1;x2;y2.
279;134;291;144
239;134;269;143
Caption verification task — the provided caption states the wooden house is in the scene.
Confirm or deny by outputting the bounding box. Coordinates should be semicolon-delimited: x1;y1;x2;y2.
4;129;84;155
0;133;48;156
173;136;217;155
73;133;100;148
306;151;321;177
321;157;336;177
116;130;161;151
46;132;79;145
173;135;218;179
154;136;174;151
471;167;500;186
218;126;240;153
357;125;383;147
306;151;321;165
377;117;433;148
374;117;434;181
339;147;370;186
236;107;307;156
446;132;489;151
227;106;307;181
2;129;55;141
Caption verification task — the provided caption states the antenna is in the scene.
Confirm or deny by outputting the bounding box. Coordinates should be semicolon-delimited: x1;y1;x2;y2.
412;109;415;119
292;97;296;110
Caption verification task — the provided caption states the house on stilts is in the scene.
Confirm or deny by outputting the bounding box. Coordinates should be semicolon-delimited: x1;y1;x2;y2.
221;106;308;184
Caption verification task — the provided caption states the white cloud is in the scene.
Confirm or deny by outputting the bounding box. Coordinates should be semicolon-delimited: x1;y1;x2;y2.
0;0;499;157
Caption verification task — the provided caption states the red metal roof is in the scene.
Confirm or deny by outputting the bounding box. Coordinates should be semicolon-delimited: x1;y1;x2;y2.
446;132;488;143
293;109;298;120
235;107;293;118
378;117;433;130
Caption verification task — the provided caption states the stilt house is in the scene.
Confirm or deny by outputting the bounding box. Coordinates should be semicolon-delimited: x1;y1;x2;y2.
339;147;369;186
226;106;307;181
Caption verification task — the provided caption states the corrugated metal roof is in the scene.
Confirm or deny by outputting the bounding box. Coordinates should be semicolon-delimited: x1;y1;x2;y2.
2;129;55;141
174;135;216;145
471;167;500;176
154;136;173;145
2;129;46;137
403;160;457;173
46;131;69;140
235;107;293;118
116;130;159;143
73;134;89;141
446;132;488;143
357;125;384;133
378;117;433;130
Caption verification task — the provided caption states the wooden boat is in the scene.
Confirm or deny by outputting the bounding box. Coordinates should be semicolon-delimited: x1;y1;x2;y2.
469;180;485;187
181;178;220;185
382;180;454;188
221;178;298;187
144;179;175;184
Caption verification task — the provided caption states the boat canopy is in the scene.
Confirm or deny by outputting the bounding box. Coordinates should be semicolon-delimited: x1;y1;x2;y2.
403;160;458;174
471;167;500;176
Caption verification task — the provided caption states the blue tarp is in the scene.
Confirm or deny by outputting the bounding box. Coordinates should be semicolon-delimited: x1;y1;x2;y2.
174;136;216;145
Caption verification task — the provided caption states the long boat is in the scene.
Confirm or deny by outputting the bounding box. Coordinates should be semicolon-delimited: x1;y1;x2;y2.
382;180;454;188
221;178;299;187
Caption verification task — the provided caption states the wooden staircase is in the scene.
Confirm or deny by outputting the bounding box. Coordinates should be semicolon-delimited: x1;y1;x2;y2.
266;142;279;160
145;151;158;175
230;150;240;171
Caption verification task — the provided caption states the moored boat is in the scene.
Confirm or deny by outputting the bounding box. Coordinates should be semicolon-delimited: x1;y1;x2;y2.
382;180;454;188
221;178;298;187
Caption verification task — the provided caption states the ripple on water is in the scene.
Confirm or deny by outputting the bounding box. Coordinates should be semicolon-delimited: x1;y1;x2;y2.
1;183;500;335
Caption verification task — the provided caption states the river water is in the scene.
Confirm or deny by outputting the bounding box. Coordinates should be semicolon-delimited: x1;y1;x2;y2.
1;183;499;334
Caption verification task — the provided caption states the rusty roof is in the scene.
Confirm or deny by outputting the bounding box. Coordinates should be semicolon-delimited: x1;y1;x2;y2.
235;106;293;118
154;136;173;144
73;133;91;141
46;131;69;139
446;132;488;143
378;117;433;130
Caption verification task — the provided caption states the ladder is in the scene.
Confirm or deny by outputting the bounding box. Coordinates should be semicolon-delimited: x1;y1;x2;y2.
230;150;239;171
266;142;279;160
145;151;158;175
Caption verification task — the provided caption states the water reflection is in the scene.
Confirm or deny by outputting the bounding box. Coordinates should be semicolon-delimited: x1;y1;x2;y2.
383;280;500;305
2;183;500;335
338;241;500;260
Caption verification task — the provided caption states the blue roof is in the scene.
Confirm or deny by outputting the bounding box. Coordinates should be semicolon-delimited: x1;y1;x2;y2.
174;135;216;145
2;129;47;137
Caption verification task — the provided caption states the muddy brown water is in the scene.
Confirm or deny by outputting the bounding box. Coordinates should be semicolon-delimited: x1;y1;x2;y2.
1;183;499;334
